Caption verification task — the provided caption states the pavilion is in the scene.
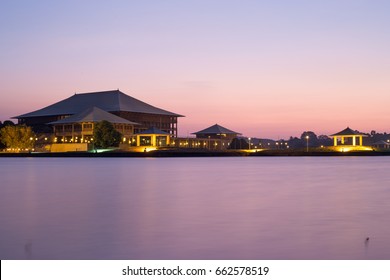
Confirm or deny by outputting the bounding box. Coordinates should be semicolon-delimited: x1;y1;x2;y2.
168;124;241;150
192;124;241;140
330;127;367;146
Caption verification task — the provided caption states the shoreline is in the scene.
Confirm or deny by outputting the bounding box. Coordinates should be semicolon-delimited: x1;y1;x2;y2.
1;149;390;158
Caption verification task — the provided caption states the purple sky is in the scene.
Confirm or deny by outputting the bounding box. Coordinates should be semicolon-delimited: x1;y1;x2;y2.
1;0;389;138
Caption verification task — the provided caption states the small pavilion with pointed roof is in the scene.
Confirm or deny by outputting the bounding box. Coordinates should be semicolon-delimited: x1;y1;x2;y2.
192;124;241;140
330;127;367;146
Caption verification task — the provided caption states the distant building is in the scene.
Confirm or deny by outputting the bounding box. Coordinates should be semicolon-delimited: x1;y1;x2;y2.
371;140;390;149
192;124;241;140
14;89;184;137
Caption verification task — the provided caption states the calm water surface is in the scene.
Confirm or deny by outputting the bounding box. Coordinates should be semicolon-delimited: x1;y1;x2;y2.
1;157;390;259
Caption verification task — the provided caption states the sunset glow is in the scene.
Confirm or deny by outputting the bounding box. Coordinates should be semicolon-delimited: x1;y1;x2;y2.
1;1;389;139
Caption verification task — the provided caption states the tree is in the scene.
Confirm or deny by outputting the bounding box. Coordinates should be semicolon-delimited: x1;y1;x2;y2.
318;135;333;146
0;125;36;150
0;120;15;129
300;131;319;147
288;136;304;148
228;137;249;149
93;121;122;148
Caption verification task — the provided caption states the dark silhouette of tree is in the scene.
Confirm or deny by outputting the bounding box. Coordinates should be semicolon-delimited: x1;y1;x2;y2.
0;120;15;129
93;120;121;148
228;138;249;149
318;135;333;146
288;136;304;148
367;131;390;145
300;131;319;147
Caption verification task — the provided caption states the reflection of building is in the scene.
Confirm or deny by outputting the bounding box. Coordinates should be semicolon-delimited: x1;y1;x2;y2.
14;89;183;136
50;107;138;143
330;127;367;146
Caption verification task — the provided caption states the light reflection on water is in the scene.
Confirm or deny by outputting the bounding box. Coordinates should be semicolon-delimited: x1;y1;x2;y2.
0;157;390;259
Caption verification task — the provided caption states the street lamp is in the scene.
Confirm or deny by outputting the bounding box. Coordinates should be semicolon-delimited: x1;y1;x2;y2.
248;137;251;150
305;135;309;152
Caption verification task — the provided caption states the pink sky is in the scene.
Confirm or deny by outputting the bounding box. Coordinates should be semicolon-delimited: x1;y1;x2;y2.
1;1;389;139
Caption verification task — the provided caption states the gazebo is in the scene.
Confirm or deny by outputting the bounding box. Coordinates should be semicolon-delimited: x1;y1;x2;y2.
192;124;241;140
330;127;367;146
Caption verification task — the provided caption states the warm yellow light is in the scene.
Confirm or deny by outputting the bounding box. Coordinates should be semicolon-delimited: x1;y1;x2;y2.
334;146;373;152
144;147;157;152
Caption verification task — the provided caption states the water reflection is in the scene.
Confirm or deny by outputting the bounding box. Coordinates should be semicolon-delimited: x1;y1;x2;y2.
0;157;390;259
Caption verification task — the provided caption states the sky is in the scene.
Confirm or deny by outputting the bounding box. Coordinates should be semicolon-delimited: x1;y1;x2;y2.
1;0;389;139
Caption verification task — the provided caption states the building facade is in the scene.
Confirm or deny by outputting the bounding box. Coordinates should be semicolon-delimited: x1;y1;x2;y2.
14;90;184;137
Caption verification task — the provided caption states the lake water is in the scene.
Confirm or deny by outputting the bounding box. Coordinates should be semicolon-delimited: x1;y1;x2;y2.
1;156;390;260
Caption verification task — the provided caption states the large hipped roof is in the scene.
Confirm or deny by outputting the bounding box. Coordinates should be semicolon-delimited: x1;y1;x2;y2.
192;124;241;135
49;107;139;125
15;90;184;118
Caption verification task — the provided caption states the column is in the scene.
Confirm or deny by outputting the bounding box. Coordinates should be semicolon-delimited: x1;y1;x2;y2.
341;137;345;144
334;137;338;146
360;136;363;146
352;136;356;146
136;135;140;146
